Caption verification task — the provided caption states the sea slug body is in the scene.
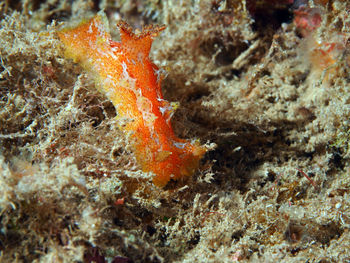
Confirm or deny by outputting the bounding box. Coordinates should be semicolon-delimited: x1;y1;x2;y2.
58;12;207;187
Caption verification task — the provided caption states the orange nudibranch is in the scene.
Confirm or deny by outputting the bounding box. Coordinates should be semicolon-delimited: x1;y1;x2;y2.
58;12;207;187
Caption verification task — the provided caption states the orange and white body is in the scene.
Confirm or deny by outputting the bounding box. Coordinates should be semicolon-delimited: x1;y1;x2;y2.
58;12;206;187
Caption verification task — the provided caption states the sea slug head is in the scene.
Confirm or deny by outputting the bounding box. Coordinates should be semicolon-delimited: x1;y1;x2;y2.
116;21;166;60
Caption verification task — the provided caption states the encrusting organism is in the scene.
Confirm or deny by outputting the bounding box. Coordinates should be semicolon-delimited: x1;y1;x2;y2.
57;12;207;187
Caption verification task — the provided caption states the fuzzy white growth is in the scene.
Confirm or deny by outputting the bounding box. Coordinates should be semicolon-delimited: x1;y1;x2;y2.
173;141;187;149
159;106;167;115
79;206;101;245
122;62;129;78
88;24;93;33
103;74;118;98
119;62;138;94
136;95;157;130
154;68;167;84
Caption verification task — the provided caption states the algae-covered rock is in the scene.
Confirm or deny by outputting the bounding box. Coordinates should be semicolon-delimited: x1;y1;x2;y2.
1;0;350;262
